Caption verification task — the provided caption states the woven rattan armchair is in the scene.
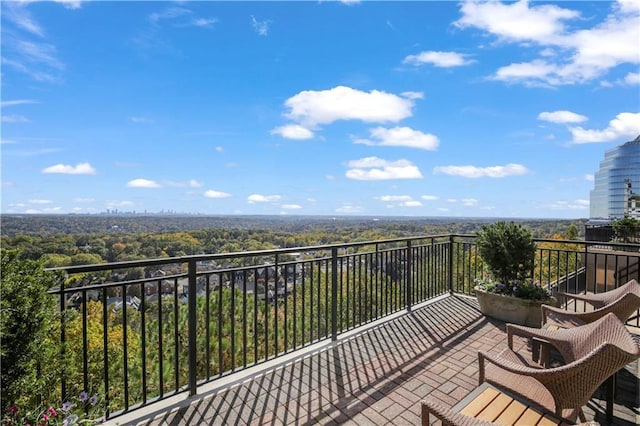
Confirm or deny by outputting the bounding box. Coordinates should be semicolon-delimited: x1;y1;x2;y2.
507;312;640;365
477;313;640;423
543;279;640;327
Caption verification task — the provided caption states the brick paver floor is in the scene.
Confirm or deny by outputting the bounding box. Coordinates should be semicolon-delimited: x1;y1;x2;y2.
109;295;639;426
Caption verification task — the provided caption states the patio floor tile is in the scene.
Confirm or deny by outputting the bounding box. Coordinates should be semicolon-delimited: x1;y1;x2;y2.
114;295;638;426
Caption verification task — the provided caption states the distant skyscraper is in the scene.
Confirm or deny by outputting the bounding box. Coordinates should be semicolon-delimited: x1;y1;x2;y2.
590;135;640;220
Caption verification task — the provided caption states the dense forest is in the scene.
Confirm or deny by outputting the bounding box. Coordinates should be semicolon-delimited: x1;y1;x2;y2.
1;214;587;266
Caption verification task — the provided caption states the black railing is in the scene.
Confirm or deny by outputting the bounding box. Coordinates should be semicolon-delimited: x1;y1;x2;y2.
46;235;640;420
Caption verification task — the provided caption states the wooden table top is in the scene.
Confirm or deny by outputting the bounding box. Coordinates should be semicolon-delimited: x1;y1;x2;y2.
453;383;568;425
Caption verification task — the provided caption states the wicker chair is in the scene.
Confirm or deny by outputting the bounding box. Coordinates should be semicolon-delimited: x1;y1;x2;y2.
543;279;640;328
420;395;601;425
477;313;640;423
506;311;640;365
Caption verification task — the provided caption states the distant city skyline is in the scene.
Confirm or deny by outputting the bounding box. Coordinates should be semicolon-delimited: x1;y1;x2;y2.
2;1;639;219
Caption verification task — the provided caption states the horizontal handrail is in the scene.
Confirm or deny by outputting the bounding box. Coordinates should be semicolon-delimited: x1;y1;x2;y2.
42;234;639;421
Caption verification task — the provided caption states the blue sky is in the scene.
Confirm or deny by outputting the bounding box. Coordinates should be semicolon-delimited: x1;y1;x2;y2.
2;0;639;219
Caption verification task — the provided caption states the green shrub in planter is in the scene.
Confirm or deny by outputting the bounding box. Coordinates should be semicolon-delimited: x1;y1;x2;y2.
476;221;536;284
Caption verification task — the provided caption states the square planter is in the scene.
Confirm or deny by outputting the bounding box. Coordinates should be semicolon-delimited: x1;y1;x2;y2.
474;287;554;327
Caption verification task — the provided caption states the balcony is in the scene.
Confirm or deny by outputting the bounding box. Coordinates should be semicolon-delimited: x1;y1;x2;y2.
47;235;640;425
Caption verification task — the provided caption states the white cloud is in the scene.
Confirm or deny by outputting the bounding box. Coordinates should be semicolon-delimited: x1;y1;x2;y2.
347;157;392;168
282;204;302;209
433;163;529;178
149;7;192;24
538;110;588;124
421;195;439;201
493;60;559;85
403;51;474;68
1;6;68;82
248;194;281;203
204;190;231;198
345;157;423;181
28;199;52;204
191;18;218;28
11;39;64;70
335;203;363;213
73;197;95;203
271;124;314;140
585;174;594;182
1;99;38;107
401;91;424;100
623;72;640;85
1;115;29;123
166;179;203;188
562;10;640;82
42;162;96;175
24;206;62;214
215;146;224;152
353;126;439;150
1;56;60;83
569;112;640;143
251;16;270;36
2;3;45;37
149;6;216;28
457;0;640;86
461;198;479;206
126;178;161;188
618;0;640;14
455;0;578;43
283;86;416;128
377;195;422;207
53;0;84;9
378;195;413;202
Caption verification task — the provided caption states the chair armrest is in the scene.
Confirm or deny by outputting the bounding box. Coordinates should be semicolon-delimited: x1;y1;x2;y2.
507;323;561;350
542;304;589;327
556;292;605;308
478;349;550;384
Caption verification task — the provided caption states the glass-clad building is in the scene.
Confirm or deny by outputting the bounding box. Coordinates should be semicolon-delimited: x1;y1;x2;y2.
590;135;640;220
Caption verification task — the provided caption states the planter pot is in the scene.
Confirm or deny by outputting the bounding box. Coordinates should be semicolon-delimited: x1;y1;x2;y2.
474;287;555;327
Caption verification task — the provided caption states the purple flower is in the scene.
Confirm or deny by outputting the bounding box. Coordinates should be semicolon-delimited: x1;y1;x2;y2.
89;396;99;406
61;402;73;413
78;392;88;402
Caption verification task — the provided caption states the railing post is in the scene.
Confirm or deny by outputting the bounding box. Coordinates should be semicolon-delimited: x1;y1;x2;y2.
187;259;198;397
331;247;338;341
448;235;455;294
406;240;413;312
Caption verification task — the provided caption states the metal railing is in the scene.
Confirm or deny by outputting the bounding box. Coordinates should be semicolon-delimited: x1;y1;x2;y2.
46;235;640;420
